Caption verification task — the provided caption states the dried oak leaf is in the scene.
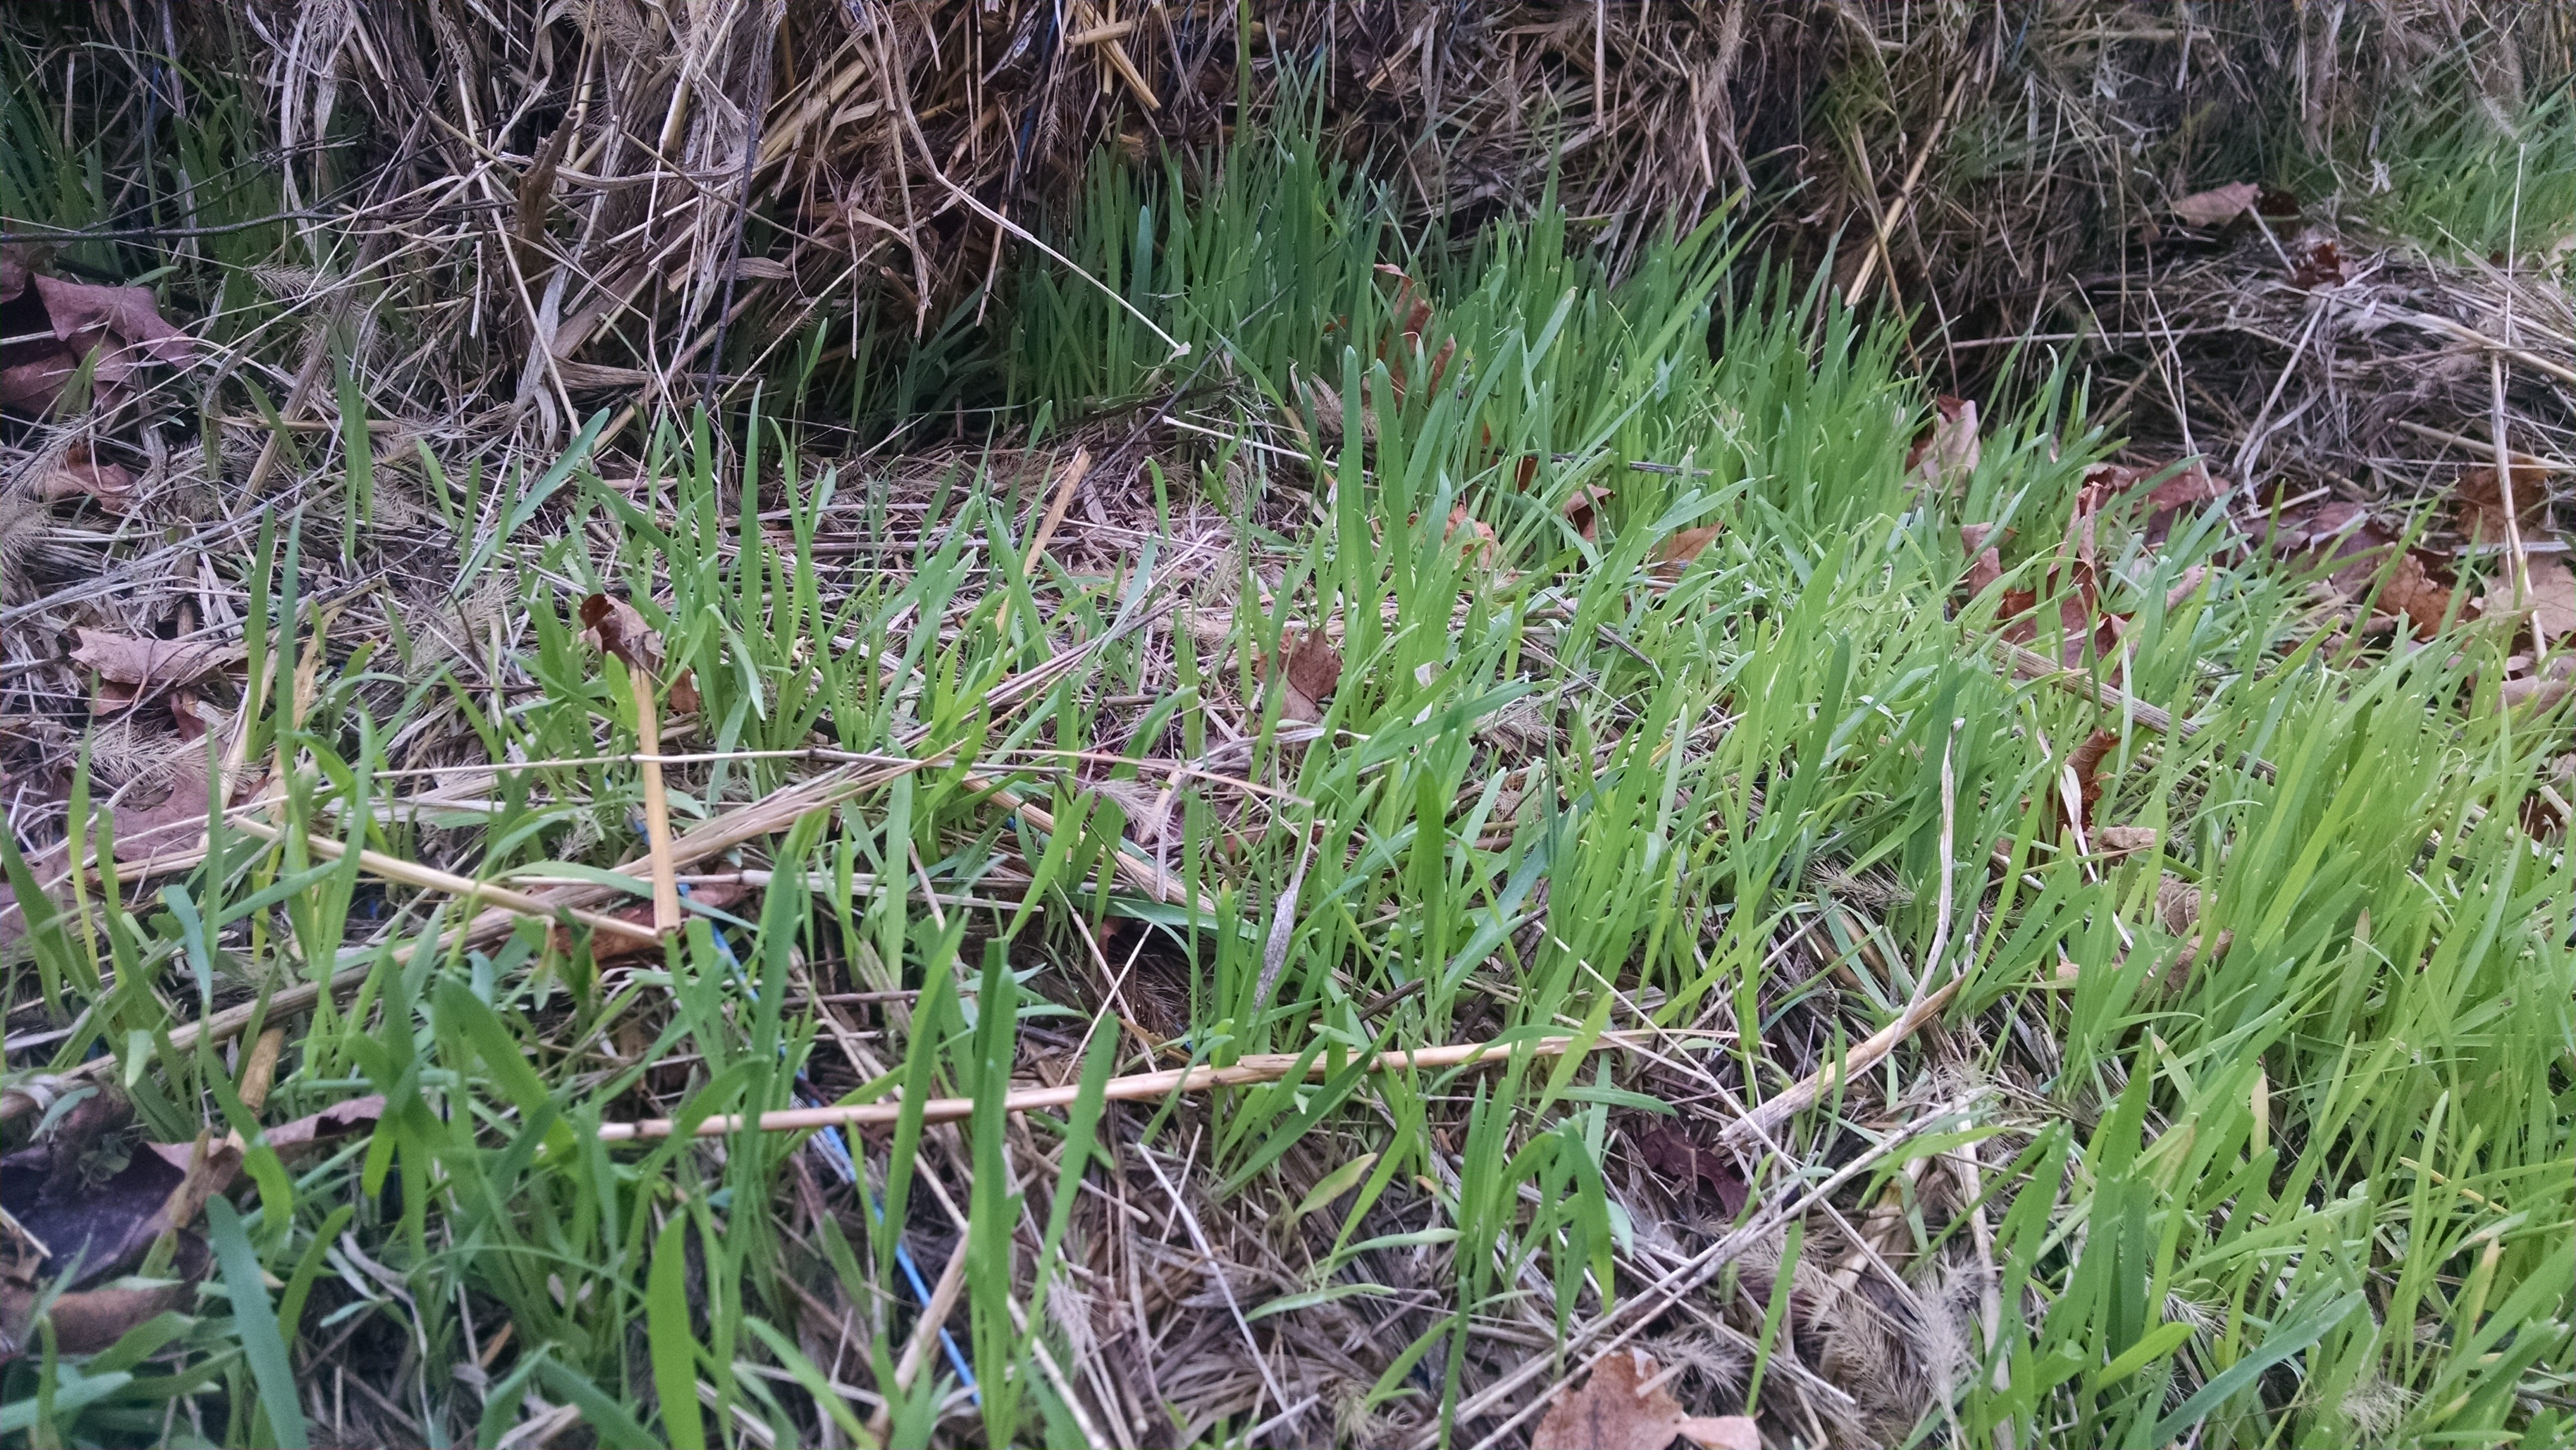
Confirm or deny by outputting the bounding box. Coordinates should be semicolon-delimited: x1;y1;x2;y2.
1906;395;1980;491
2170;181;2261;228
1532;1348;1761;1450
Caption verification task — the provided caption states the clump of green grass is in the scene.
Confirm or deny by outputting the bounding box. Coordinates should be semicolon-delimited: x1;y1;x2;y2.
7;111;2575;1450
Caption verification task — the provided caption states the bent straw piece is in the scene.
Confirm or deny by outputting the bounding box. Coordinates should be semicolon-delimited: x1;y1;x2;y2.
598;1031;1625;1142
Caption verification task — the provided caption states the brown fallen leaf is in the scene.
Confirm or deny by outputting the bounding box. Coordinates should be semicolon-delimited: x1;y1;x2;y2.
30;274;196;367
105;757;218;865
1532;1347;1761;1450
1960;523;2007;596
1;1234;209;1359
2500;654;2576;711
0;262;196;416
2379;549;2464;638
0;1089;381;1359
2491;554;2576;642
2170;181;2261;228
2131;459;2231;546
1906;395;1980;490
1654;525;1723;568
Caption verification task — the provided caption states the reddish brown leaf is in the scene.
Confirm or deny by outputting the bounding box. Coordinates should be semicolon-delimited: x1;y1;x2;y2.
2171;181;2260;228
29;273;195;367
2380;550;2464;638
1532;1348;1761;1450
1961;523;2007;597
80;754;218;865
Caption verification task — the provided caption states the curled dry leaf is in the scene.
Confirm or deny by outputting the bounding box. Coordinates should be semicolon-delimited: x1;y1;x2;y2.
1906;395;1980;490
2485;554;2576;643
1532;1347;1762;1450
1268;628;1343;723
2169;181;2261;228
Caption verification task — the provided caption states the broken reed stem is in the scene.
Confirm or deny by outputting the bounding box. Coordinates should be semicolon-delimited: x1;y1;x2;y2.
596;1031;1626;1141
629;665;683;934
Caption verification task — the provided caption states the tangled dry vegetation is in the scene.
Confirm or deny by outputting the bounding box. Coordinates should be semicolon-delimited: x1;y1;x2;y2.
4;3;2575;1449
